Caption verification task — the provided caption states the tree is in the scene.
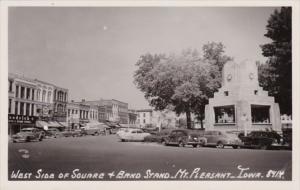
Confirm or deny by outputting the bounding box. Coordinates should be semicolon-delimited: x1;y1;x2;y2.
193;42;232;127
260;7;292;115
134;43;232;129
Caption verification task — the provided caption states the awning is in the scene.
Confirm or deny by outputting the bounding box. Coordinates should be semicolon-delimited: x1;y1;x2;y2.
48;121;65;128
84;122;110;130
36;120;49;128
58;122;68;127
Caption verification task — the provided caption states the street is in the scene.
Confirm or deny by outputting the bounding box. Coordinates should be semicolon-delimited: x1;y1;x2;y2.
8;135;292;181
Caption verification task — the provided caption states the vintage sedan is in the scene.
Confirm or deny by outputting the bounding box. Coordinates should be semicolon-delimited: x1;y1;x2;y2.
202;130;243;149
12;128;45;143
239;131;284;150
45;128;62;138
144;128;176;143
118;129;150;142
162;129;206;148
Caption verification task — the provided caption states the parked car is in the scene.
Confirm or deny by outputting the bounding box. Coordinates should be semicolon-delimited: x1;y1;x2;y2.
12;128;45;143
81;125;105;136
116;128;135;137
239;130;283;150
71;129;84;137
141;127;159;134
61;130;75;137
162;129;206;148
202;130;243;149
144;128;177;143
118;129;150;142
45;128;62;138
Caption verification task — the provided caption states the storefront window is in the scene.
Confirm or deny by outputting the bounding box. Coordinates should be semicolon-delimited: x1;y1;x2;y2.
214;105;235;124
251;105;270;123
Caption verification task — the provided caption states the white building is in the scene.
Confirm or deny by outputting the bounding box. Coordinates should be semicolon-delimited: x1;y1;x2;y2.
34;79;55;118
136;109;153;127
136;108;188;128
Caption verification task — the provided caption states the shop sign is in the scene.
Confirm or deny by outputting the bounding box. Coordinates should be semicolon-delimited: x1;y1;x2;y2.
8;114;37;124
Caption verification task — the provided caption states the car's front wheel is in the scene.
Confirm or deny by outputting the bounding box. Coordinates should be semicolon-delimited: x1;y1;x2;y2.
216;142;224;148
232;145;239;149
259;144;269;150
178;141;185;147
162;140;167;146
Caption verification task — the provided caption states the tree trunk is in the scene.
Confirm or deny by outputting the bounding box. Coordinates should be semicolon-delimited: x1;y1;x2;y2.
186;109;192;129
200;118;204;129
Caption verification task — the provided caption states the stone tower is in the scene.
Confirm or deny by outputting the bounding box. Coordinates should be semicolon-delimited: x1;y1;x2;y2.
204;60;281;132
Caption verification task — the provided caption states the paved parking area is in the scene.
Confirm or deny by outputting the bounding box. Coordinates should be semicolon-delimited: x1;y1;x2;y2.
8;135;292;180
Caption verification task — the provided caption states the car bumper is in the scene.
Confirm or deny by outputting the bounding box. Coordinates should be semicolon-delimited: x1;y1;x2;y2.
12;137;27;142
187;141;202;145
225;141;244;147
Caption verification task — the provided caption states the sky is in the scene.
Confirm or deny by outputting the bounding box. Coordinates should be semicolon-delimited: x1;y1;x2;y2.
9;7;277;109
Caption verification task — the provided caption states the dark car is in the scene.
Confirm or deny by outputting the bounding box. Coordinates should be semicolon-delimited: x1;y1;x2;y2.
12;128;45;143
45;128;62;138
61;129;84;137
162;129;206;148
144;128;176;143
239;131;283;150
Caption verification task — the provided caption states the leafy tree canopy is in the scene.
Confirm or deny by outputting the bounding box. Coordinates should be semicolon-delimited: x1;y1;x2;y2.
260;7;292;115
134;42;232;128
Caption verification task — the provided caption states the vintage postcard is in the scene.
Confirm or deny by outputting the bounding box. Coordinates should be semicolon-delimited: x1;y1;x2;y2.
0;0;299;190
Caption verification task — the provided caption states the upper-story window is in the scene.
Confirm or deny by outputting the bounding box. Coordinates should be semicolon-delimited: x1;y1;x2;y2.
8;80;13;92
15;85;19;98
37;89;41;101
20;86;25;99
8;99;12;113
42;90;46;102
26;88;31;99
31;89;35;100
47;91;52;103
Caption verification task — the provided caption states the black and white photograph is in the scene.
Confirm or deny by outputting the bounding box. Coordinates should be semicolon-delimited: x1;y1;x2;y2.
0;0;299;190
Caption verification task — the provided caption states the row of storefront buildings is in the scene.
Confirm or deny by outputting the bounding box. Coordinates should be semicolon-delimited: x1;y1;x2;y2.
7;73;140;135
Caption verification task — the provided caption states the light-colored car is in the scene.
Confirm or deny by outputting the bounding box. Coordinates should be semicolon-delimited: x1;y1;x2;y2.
116;128;133;136
202;130;243;149
118;129;150;142
81;126;103;136
12;128;45;143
